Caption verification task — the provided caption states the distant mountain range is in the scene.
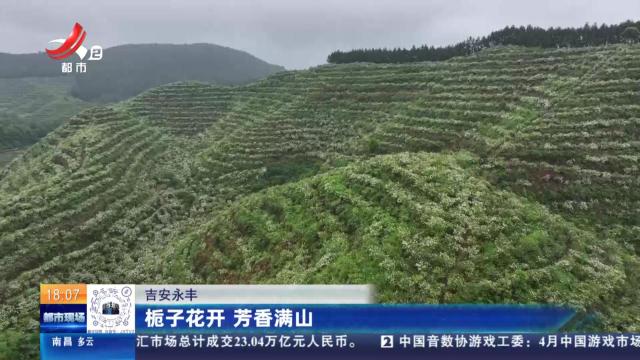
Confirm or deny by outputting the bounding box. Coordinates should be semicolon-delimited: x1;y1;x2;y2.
0;43;284;102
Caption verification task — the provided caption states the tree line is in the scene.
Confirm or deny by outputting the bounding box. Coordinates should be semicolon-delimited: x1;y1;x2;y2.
327;20;640;64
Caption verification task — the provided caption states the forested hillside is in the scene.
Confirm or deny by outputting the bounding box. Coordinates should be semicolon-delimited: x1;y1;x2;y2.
0;53;60;78
328;20;640;63
1;44;640;358
0;77;87;151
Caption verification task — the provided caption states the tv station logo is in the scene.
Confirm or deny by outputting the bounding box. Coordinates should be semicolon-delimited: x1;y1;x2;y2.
46;22;103;74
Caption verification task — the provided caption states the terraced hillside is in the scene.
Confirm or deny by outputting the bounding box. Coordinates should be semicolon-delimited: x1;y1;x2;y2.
186;152;624;309
1;44;640;358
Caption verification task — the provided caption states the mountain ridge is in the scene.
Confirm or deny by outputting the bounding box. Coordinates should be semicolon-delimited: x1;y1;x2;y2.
0;43;285;102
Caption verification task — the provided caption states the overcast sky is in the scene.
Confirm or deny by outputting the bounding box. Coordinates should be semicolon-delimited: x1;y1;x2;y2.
2;0;639;69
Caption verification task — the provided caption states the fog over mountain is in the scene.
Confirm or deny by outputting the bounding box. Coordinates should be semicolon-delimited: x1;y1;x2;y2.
2;0;639;69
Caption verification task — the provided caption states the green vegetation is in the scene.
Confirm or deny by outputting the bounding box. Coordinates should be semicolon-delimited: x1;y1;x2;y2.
187;152;627;320
2;44;284;103
71;44;284;102
1;44;640;358
328;20;640;63
0;52;60;78
622;26;640;43
0;44;282;162
0;149;23;169
0;77;87;151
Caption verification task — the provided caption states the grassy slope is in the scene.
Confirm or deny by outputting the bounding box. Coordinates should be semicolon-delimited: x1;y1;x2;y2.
1;44;640;358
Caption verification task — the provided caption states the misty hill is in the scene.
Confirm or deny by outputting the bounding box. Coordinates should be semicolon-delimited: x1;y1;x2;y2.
1;44;640;358
0;77;87;152
70;44;285;102
0;53;60;78
0;44;284;102
0;44;283;155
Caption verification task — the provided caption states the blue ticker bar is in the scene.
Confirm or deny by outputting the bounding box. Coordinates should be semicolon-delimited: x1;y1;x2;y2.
135;304;575;334
40;333;134;360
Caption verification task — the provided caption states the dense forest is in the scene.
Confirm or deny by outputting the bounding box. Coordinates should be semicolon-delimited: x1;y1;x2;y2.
328;20;640;63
